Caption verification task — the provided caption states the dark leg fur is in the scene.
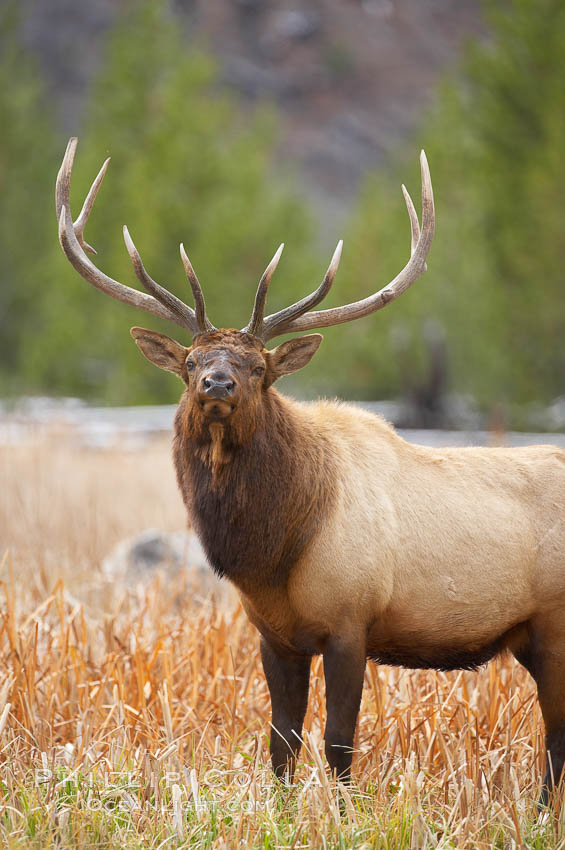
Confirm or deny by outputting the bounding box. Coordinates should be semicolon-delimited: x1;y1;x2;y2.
260;637;311;782
540;729;565;807
323;636;366;781
514;633;565;807
513;645;537;680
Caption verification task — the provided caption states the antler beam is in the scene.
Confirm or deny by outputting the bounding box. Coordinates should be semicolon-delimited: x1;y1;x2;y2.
57;139;434;347
246;151;434;343
56;137;213;336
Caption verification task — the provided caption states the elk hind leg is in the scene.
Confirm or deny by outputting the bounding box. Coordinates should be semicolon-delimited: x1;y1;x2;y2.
513;624;565;806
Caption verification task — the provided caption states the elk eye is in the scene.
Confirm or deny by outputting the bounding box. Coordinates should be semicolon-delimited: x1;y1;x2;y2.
185;359;195;372
252;366;265;377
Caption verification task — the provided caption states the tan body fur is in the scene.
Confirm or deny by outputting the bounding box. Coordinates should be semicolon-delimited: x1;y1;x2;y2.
240;400;565;664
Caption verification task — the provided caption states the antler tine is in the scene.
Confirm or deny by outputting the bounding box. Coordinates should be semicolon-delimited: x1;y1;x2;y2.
402;183;420;256
123;228;201;335
245;244;284;338
56;137;207;333
56;138;110;259
259;240;343;342
180;244;214;334
258;150;435;339
73;157;110;255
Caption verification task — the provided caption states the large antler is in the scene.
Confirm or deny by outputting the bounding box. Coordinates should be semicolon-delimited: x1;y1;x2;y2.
56;137;213;336
244;150;434;343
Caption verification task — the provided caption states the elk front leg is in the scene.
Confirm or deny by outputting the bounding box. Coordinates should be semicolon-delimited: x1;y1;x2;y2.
323;636;366;780
260;637;311;782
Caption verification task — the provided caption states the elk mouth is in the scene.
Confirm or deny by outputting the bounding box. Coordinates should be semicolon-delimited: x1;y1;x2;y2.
200;399;236;420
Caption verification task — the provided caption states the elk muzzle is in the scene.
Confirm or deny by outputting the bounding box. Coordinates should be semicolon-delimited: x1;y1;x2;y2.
198;373;238;419
202;375;235;399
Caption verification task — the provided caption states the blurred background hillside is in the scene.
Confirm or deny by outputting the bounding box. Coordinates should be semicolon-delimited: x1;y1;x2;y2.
1;0;564;427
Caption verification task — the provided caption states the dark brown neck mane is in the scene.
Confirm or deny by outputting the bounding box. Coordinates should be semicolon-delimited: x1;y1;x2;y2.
173;388;337;593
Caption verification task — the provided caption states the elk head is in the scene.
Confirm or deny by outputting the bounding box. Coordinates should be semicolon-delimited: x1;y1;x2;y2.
56;137;434;441
128;326;323;445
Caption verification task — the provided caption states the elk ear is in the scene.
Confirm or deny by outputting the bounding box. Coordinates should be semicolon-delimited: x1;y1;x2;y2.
130;327;188;377
265;334;323;386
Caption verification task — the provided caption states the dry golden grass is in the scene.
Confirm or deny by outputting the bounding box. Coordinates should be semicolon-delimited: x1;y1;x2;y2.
0;431;563;848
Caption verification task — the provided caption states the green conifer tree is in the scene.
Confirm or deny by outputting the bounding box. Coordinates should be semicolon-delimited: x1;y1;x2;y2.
0;3;59;395
333;0;565;414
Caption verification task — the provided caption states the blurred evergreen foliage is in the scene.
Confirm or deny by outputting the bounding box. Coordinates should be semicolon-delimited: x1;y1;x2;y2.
1;0;564;413
320;0;565;411
0;3;59;394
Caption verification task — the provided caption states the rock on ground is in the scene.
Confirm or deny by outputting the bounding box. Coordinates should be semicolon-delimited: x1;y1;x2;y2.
102;528;234;605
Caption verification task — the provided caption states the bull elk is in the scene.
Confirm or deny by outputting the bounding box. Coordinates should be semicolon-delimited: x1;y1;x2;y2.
57;138;565;804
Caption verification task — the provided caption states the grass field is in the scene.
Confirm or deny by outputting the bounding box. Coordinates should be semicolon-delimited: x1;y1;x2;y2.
0;431;563;848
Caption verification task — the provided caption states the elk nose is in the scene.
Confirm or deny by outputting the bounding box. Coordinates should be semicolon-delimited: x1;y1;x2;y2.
202;375;235;399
